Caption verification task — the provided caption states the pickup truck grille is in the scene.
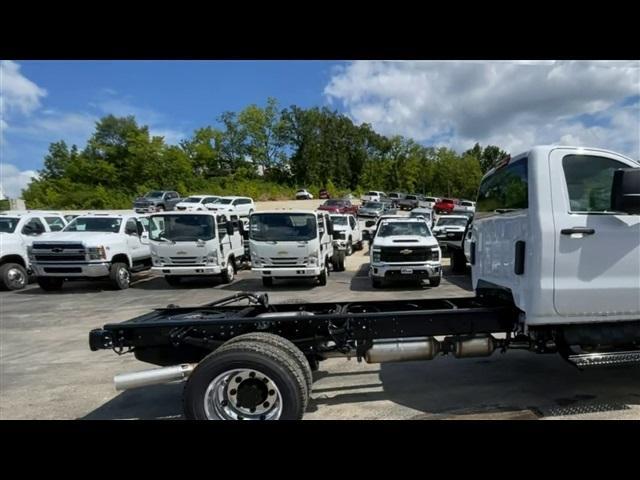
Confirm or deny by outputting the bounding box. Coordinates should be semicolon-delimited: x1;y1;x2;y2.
31;243;87;262
380;246;434;263
267;257;306;267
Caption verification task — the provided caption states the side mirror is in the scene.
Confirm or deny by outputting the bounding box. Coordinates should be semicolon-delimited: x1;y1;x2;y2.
365;220;375;228
137;223;145;236
226;222;234;236
327;221;334;236
611;168;640;214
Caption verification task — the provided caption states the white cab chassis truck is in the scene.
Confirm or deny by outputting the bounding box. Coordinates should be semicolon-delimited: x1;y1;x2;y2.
148;211;246;286
90;146;640;420
30;214;151;290
248;210;344;287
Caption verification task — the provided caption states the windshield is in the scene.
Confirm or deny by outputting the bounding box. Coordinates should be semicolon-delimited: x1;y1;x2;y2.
461;202;473;206
378;222;429;237
182;197;204;203
0;217;19;233
149;214;215;242
363;202;382;209
330;216;348;226
145;191;164;198
250;213;317;242
405;195;417;200
366;191;378;196
215;198;233;205
440;199;454;204
64;217;122;233
425;197;436;202
324;200;344;206
437;217;468;227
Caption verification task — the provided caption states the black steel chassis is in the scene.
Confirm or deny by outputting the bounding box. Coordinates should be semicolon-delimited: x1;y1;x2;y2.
90;292;519;368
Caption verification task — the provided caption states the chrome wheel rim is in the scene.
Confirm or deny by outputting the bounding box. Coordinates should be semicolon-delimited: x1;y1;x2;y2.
227;263;234;281
203;368;283;420
118;267;130;285
6;267;26;289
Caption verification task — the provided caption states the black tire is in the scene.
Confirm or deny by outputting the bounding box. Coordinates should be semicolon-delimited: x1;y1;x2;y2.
156;205;165;212
317;264;328;286
372;277;384;289
165;275;182;286
183;340;307;420
225;332;313;401
429;276;441;287
356;240;364;251
0;263;28;291
109;262;131;290
262;276;273;287
451;249;466;273
346;239;353;256
220;260;235;284
334;253;345;272
36;276;64;291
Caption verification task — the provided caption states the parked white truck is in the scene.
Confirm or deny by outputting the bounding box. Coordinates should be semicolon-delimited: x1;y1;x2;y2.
148;211;245;286
249;210;343;287
329;214;363;256
369;217;442;288
0;211;67;290
90;145;640;420
29;214;151;290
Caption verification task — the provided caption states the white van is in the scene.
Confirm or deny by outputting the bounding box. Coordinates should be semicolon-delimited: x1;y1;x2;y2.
148;211;245;286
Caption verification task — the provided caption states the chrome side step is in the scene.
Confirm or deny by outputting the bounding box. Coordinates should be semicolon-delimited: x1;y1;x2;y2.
568;350;640;368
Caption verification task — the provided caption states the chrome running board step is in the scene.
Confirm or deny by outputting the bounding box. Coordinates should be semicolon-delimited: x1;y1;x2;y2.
568;350;640;368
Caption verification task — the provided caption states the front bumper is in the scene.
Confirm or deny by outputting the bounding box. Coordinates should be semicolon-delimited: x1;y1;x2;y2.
32;262;111;277
152;265;222;275
134;206;157;213
253;266;322;278
370;262;442;280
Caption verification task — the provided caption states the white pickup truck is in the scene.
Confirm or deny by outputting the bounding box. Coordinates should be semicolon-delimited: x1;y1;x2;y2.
148;211;245;286
29;214;151;290
0;211;67;290
369;217;442;288
329;214;363;256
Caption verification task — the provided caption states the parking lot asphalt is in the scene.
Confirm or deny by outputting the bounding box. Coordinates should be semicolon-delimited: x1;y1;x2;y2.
1;240;639;420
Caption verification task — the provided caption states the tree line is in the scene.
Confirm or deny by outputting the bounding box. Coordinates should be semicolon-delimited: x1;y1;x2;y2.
22;97;508;209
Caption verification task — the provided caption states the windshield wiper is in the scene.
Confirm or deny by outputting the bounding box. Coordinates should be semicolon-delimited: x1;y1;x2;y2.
159;236;176;244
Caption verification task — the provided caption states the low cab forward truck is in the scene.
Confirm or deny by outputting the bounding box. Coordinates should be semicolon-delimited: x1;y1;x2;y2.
90;146;640;420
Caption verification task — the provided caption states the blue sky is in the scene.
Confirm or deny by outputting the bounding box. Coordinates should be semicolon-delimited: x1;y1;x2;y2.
1;60;638;198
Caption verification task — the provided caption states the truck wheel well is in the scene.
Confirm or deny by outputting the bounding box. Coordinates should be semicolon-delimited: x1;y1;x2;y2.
0;255;26;268
111;254;130;267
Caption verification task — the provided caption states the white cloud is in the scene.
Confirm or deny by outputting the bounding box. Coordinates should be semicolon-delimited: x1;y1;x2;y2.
0;163;39;198
0;60;47;117
325;60;640;158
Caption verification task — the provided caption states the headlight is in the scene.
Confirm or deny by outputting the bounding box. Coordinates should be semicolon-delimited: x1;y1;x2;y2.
206;251;218;265
152;257;163;266
27;246;35;260
88;246;106;260
308;252;318;265
372;249;381;263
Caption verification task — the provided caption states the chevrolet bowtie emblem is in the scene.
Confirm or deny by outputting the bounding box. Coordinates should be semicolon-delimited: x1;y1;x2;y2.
176;251;188;255
52;248;63;253
400;249;413;254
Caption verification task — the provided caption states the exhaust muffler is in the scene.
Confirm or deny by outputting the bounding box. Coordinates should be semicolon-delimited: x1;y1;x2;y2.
364;337;440;363
114;363;196;391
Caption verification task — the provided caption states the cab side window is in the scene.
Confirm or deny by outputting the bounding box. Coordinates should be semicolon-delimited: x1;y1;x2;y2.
125;219;138;235
44;216;65;232
476;158;528;214
349;216;357;229
562;155;630;213
22;218;46;235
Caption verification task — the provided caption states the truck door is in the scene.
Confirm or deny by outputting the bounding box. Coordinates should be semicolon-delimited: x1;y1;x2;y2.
217;214;232;259
125;218;145;260
349;215;359;243
549;148;640;317
229;215;243;255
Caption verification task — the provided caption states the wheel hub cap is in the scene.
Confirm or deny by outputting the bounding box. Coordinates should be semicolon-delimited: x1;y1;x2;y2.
204;368;282;420
7;268;26;288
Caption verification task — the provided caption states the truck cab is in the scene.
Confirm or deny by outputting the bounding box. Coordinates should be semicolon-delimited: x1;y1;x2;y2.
249;210;338;287
29;213;151;290
471;145;640;333
369;217;442;288
0;211;67;290
148;211;245;286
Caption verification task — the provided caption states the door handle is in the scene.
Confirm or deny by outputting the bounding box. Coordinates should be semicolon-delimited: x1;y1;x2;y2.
561;227;595;235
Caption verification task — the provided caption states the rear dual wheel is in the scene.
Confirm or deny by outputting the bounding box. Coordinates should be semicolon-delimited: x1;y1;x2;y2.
183;335;310;420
